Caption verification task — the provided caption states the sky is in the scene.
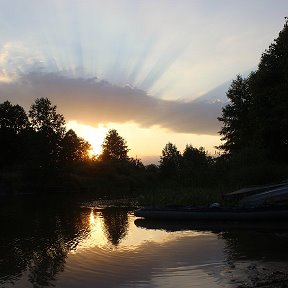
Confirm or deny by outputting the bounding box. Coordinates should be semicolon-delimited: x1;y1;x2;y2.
0;0;287;164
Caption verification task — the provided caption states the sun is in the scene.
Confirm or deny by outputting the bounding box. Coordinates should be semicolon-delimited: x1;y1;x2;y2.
66;120;107;157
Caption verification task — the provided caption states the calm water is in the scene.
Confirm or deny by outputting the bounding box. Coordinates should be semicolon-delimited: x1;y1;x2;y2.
1;197;288;288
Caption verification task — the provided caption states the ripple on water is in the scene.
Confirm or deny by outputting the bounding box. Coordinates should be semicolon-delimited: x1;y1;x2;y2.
1;202;288;288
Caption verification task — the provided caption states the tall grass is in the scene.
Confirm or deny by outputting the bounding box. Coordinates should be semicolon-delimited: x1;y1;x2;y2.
138;186;226;207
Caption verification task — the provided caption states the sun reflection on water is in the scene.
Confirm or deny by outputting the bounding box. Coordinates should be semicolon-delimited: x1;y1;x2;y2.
71;208;207;254
71;210;108;253
89;209;96;226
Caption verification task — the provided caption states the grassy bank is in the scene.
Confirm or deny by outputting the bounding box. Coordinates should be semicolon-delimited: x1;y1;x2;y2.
137;186;227;207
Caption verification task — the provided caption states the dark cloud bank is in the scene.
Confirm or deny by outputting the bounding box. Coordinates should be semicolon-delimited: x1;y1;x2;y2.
0;72;227;135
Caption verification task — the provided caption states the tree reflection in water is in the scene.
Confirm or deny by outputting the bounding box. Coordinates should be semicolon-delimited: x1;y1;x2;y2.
135;219;288;287
0;197;90;287
1;199;288;288
0;198;131;287
101;208;129;246
220;228;288;261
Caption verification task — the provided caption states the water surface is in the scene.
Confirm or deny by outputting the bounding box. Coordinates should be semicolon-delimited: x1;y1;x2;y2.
1;197;288;287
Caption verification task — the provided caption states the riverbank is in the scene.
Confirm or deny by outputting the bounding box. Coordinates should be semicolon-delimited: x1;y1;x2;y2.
137;186;225;207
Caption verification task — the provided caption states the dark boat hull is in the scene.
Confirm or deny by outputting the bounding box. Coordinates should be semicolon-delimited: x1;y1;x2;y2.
134;207;288;220
134;218;288;232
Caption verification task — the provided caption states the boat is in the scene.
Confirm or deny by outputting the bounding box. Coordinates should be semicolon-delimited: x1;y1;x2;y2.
134;218;288;232
135;181;288;221
224;181;288;199
238;185;288;207
134;205;288;220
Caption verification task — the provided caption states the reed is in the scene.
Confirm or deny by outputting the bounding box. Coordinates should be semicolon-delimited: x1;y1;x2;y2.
138;186;226;207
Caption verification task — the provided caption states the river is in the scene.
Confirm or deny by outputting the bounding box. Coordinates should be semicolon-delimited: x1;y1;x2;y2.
1;196;288;287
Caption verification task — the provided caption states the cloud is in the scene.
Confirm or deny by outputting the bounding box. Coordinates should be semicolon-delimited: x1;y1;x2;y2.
0;71;225;135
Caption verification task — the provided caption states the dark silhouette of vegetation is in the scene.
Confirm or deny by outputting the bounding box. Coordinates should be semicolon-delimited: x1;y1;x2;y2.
61;129;91;165
182;145;213;186
0;98;92;194
218;75;253;154
100;129;129;162
206;18;288;192
0;99;150;196
28;98;66;167
219;18;288;163
0;197;132;287
1;19;288;203
157;143;215;188
0;101;29;168
153;19;288;199
159;142;182;179
0;197;85;287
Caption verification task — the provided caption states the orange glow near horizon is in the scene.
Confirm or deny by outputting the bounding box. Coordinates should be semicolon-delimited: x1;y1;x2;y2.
66;120;221;162
71;208;207;254
66;120;107;157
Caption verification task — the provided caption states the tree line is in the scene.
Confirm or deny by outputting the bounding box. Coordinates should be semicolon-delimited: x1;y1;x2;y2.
218;18;288;163
158;18;288;190
1;19;288;196
0;98;142;169
0;98;147;194
0;98;90;169
0;97;216;194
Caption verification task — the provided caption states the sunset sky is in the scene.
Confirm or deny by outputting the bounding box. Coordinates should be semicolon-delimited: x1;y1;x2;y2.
0;0;287;163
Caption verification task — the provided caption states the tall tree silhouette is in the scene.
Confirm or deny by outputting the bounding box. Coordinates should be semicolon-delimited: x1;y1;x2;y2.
0;101;29;167
60;129;91;164
218;75;253;154
159;142;182;178
218;19;288;161
29;98;65;137
250;18;288;160
100;129;129;161
183;145;210;168
28;98;66;167
0;101;29;133
182;145;212;186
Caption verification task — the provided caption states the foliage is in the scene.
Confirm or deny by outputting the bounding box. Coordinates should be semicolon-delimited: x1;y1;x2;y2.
183;145;211;168
29;98;65;137
218;75;253;154
250;19;288;161
181;145;213;186
159;142;182;178
218;19;288;162
0;101;29;133
139;186;224;207
0;101;29;167
28;98;66;167
100;129;129;161
129;157;145;169
60;129;91;164
1;19;288;200
0;98;92;171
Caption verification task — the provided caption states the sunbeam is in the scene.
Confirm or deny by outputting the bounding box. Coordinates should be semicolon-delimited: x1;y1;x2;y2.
1;0;287;160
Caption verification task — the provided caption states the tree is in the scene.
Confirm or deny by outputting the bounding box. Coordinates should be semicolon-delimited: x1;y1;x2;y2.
28;98;66;166
29;98;65;137
0;101;29;134
183;145;210;168
159;142;182;178
100;129;129;161
182;145;212;186
60;129;91;164
0;101;29;167
218;75;253;154
218;19;288;162
249;18;288;160
129;157;145;169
